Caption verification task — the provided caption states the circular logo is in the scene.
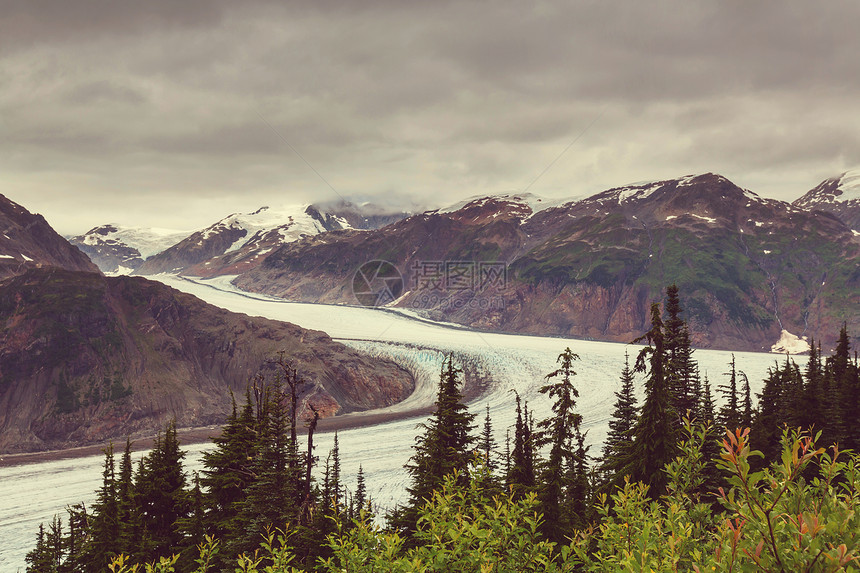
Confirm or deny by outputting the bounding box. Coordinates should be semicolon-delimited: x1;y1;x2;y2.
352;260;404;307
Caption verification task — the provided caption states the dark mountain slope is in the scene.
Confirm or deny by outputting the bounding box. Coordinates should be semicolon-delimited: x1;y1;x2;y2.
0;269;413;453
0;194;99;278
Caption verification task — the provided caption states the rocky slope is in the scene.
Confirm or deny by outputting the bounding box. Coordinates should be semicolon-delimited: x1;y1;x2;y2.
794;170;860;232
69;225;189;274
234;174;860;352
0;194;100;279
0;268;413;453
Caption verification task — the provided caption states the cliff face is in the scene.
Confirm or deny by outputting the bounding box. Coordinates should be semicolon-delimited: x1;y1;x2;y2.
0;269;413;453
0;194;100;279
235;174;860;351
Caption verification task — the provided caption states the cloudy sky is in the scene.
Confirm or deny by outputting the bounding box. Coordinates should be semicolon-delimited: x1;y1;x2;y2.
3;1;860;235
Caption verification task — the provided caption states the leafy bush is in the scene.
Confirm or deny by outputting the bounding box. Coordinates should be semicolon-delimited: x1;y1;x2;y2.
572;420;860;572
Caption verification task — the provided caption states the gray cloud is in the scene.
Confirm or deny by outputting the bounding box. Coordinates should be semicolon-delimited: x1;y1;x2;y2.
2;0;860;234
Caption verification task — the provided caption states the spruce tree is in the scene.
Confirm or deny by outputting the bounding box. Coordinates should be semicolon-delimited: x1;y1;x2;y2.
600;351;638;486
698;376;723;498
569;425;591;528
664;284;697;416
627;302;677;497
717;355;740;431
400;354;476;536
25;523;51;573
803;337;824;432
534;347;583;541
115;438;136;556
479;404;500;476
61;503;87;573
232;376;301;558
354;464;368;516
200;391;257;543
80;443;120;572
176;472;205;571
752;360;789;463
830;325;858;449
132;421;188;563
506;391;535;498
740;372;754;428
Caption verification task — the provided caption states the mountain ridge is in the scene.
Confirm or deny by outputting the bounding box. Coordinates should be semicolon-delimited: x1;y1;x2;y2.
230;173;860;352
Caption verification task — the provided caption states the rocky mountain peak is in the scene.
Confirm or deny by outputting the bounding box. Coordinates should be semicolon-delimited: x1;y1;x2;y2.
0;194;100;279
794;169;860;231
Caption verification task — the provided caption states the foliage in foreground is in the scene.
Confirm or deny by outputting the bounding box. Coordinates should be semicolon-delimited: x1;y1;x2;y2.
106;421;860;572
574;421;860;572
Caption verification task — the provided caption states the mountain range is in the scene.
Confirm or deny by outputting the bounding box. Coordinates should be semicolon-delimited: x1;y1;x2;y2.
59;170;860;354
227;173;859;352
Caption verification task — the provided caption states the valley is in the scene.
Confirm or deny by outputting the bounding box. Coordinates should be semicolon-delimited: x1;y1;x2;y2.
0;273;788;570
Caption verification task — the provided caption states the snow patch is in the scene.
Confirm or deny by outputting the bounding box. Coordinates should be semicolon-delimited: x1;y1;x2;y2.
837;170;860;202
763;250;771;254
690;213;717;224
106;265;134;276
665;215;677;221
21;254;32;262
617;181;663;203
0;254;14;259
439;193;568;217
771;330;809;354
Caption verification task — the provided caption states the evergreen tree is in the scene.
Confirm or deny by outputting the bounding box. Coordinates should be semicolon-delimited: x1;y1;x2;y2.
319;432;343;529
25;523;52;573
717;355;740;431
200;391;257;545
60;503;87;573
534;347;583;541
506;391;535;498
803;337;824;432
115;438;136;556
780;359;806;429
698;376;723;498
132;421;188;563
627;302;677;497
600;351;638;486
830;325;859;449
400;355;476;536
176;472;205;571
740;372;754;428
80;443;120;572
231;376;301;559
354;464;368;516
663;284;697;416
752;359;792;463
569;425;591;528
479;404;500;477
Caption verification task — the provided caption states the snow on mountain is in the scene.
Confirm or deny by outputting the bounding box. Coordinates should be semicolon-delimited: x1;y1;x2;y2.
439;192;568;215
794;169;860;230
136;204;351;276
796;170;860;206
211;205;347;254
81;225;189;259
70;225;190;274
